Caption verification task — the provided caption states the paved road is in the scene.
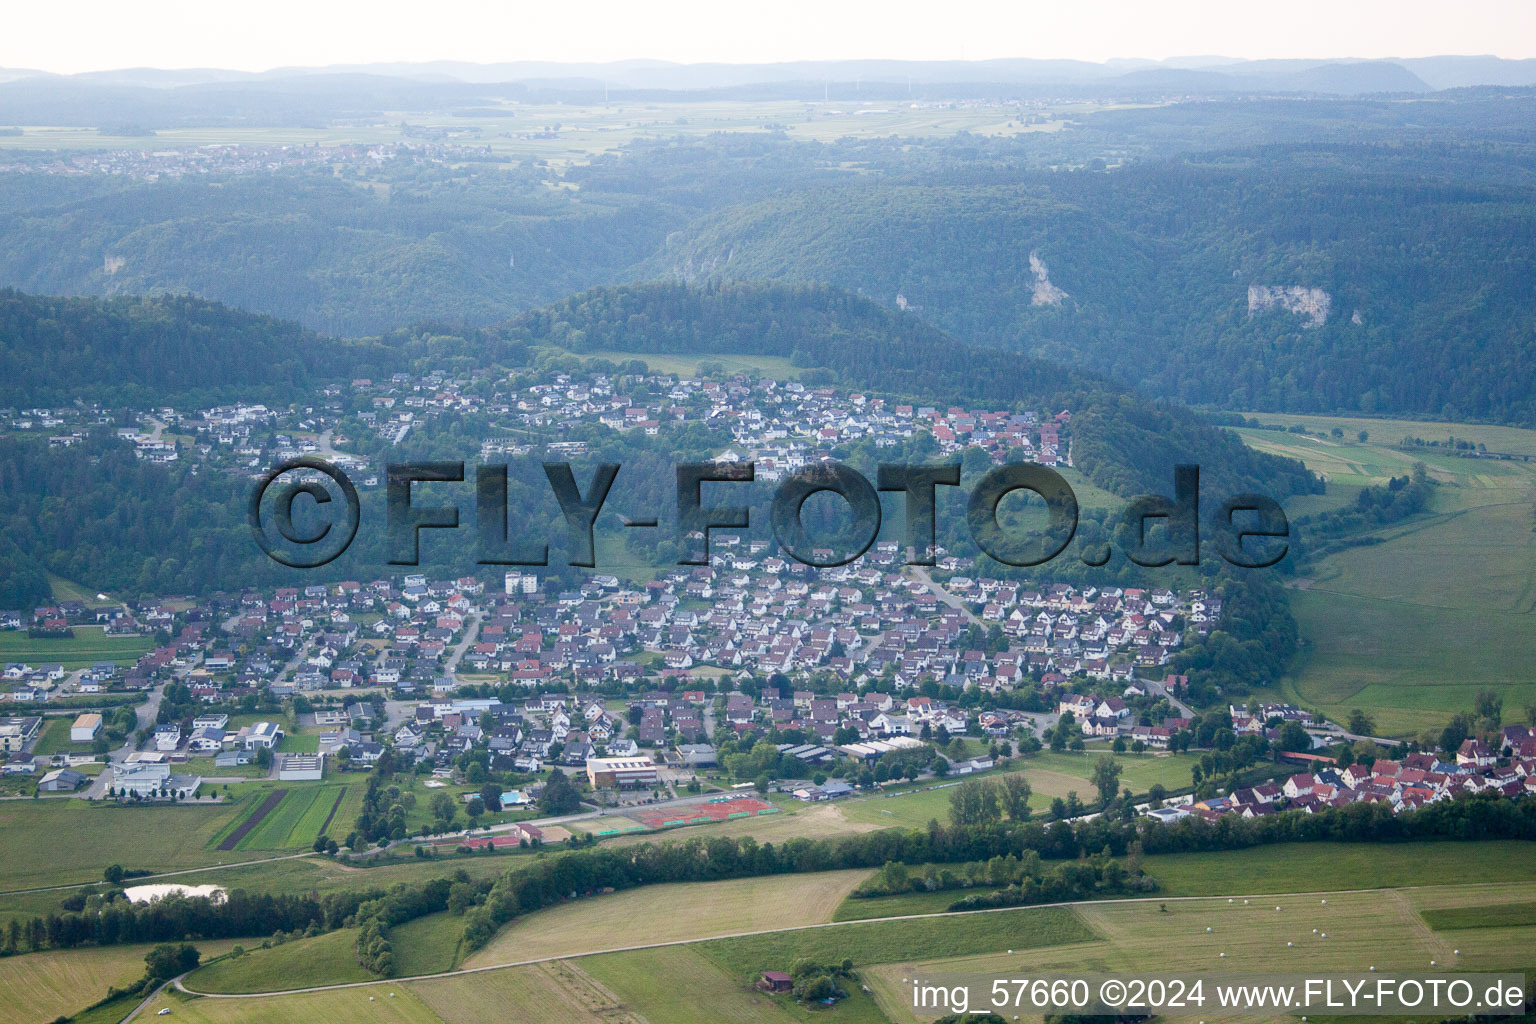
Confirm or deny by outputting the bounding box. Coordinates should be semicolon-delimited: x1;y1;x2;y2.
443;612;483;678
1144;675;1196;720
909;566;983;626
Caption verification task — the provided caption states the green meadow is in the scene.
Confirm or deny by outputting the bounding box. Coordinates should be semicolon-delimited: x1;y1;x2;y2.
1233;416;1536;736
0;626;153;669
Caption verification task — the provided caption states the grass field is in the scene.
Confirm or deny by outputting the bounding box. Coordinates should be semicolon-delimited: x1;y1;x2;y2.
1420;899;1536;931
0;626;152;669
1231;416;1536;735
390;912;467;977
1144;840;1536;896
833;752;1201;830
701;904;1093;980
46;575;119;610
832;840;1536;921
462;869;871;967
185;928;373;994
141;985;444;1024
32;715;99;755
833;887;967;921
0;942;190;1024
0;939;243;1024
863;890;1453;1021
540;345;805;380
410;960;635;1024
585;945;891;1024
604;802;881;850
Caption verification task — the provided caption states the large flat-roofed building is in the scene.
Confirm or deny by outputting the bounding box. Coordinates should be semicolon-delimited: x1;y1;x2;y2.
71;713;103;743
585;756;658;789
277;753;324;781
112;762;201;799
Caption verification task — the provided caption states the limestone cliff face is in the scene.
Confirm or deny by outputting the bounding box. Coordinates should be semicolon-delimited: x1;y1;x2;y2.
1248;285;1330;327
1029;251;1068;306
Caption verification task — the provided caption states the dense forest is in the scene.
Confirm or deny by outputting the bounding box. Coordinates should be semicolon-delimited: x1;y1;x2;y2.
0;289;532;407
654;143;1536;423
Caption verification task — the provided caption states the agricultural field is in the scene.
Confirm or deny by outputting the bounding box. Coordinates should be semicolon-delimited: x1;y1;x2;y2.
141;986;444;1024
1143;840;1536;897
462;868;872;967
0;800;263;893
0;625;153;669
185;928;372;993
700;904;1094;981
208;784;356;853
861;884;1536;1021
0;939;243;1024
1232;417;1536;735
409;960;636;1024
0;99;1082;168
585;945;879;1024
831;840;1536;921
603;801;879;850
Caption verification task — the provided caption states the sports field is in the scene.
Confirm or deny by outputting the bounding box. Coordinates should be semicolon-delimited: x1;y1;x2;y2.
462;868;872;967
1234;416;1536;735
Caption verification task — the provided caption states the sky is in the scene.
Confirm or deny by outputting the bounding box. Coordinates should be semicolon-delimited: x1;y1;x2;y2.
5;0;1535;74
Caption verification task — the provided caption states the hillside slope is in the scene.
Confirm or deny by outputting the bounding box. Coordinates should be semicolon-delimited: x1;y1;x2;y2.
652;145;1536;423
506;280;1317;501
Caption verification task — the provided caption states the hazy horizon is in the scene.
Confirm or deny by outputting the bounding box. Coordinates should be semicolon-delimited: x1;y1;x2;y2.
6;0;1535;76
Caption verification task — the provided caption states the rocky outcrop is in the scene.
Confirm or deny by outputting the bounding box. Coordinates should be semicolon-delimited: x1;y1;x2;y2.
1029;251;1068;306
1248;285;1330;327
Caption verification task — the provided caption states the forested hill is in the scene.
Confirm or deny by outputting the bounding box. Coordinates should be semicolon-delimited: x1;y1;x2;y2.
652;144;1536;424
506;280;1318;501
0;289;528;408
0;290;324;407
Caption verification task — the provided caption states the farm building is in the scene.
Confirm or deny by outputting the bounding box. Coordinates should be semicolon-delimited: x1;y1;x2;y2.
759;971;794;993
38;768;87;792
71;713;103;743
